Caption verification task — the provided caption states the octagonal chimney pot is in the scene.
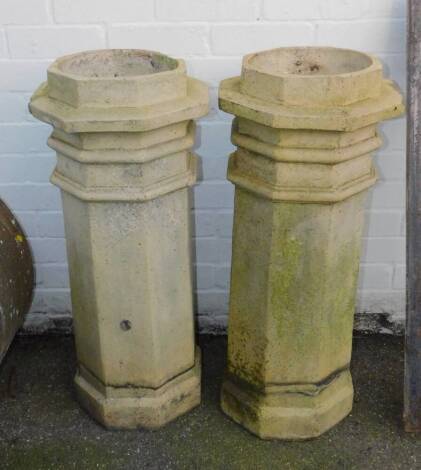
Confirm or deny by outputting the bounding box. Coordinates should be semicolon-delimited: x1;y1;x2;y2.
219;47;404;440
30;49;209;429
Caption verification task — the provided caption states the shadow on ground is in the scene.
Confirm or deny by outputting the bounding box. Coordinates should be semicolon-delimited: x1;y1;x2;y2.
0;334;418;469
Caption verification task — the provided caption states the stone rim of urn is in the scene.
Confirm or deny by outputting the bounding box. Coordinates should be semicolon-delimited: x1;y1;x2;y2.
219;47;404;440
29;49;209;429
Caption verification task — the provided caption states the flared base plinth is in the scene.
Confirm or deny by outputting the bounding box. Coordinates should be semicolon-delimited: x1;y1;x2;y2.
75;348;201;430
221;369;353;440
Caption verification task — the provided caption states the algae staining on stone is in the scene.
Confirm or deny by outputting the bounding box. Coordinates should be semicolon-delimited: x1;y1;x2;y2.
219;47;404;439
269;231;301;340
227;319;267;388
328;232;364;355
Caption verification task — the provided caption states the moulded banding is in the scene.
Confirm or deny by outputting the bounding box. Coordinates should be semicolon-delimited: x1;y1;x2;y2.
219;77;403;132
240;47;383;107
47;49;187;108
218;46;404;441
30;76;208;133
28;48;209;431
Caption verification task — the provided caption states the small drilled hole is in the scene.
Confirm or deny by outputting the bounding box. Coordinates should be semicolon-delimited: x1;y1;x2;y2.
120;320;132;331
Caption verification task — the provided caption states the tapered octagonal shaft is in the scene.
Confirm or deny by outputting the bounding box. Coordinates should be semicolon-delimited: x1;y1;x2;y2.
29;49;209;429
219;47;404;440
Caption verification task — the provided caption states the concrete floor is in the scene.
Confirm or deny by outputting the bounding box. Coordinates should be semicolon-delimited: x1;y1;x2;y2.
0;334;419;469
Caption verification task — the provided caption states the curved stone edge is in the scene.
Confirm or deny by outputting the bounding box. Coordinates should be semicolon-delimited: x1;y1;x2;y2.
219;78;404;132
240;47;383;107
227;152;378;203
220;369;353;440
50;152;198;202
47;50;187;109
29;77;209;133
75;348;201;429
0;200;35;364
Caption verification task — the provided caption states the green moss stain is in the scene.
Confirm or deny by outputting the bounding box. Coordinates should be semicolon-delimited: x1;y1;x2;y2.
269;233;302;340
227;319;267;387
227;191;366;392
267;198;363;381
225;190;272;387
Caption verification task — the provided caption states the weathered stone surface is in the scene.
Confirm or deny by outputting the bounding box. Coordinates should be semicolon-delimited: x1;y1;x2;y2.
0;200;34;364
76;349;201;429
47;50;187;108
30;76;208;134
29;49;209;429
220;77;401;132
240;47;384;107
219;47;404;440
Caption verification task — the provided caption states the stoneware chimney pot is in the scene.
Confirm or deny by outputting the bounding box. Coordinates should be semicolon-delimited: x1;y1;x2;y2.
219;47;404;440
29;49;209;429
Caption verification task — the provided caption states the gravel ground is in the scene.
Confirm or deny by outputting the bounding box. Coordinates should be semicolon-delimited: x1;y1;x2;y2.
0;334;419;469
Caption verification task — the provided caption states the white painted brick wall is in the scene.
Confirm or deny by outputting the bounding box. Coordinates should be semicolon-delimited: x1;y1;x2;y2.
0;0;407;334
0;0;50;25
7;26;106;59
53;0;155;23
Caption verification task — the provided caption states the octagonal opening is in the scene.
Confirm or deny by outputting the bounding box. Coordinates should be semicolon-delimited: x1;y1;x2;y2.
57;49;179;79
247;47;374;77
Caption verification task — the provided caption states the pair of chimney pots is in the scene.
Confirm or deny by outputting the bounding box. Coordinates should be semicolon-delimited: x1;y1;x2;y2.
30;47;403;439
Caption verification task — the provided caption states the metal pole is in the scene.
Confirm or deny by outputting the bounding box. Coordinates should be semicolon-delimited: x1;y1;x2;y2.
405;0;421;432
